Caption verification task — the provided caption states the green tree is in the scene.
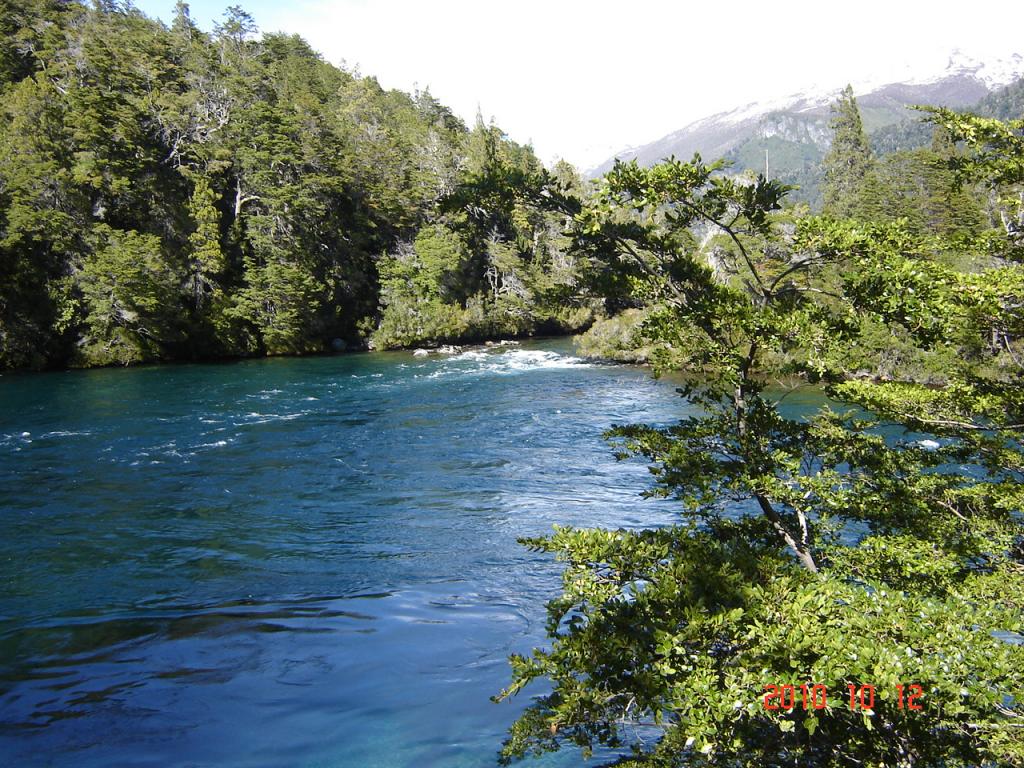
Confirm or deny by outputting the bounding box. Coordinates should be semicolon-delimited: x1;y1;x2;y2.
823;86;877;218
0;0;586;368
931;108;1024;262
496;150;1024;767
372;224;470;347
0;73;81;368
870;126;987;246
78;226;182;365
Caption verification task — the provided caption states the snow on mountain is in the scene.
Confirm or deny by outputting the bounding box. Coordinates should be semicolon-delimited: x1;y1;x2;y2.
588;50;1024;179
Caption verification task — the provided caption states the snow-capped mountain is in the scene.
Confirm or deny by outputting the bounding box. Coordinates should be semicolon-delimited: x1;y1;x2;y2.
586;50;1024;183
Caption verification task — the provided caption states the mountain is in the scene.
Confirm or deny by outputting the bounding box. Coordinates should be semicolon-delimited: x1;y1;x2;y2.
587;51;1024;206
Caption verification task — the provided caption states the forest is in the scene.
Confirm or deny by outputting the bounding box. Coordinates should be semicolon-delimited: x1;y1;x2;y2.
3;2;1024;767
4;2;1022;376
0;0;591;370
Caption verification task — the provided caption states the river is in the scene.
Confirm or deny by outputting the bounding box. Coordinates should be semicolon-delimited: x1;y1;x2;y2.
0;339;720;766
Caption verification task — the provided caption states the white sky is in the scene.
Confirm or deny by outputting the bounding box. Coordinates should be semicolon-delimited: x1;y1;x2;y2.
137;0;1024;171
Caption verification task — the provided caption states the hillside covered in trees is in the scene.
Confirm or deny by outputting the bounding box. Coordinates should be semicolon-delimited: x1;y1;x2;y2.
5;2;1021;378
0;0;590;370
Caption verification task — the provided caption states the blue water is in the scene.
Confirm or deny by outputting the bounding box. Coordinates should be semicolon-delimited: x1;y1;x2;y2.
0;340;704;767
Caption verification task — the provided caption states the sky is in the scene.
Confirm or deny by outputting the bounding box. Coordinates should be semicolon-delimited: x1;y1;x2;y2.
132;0;1024;171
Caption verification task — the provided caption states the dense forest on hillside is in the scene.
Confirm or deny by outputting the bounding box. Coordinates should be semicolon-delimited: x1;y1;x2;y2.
0;0;591;370
4;2;1023;376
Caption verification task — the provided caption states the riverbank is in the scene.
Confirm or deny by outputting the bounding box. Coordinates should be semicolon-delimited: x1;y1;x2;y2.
0;325;586;375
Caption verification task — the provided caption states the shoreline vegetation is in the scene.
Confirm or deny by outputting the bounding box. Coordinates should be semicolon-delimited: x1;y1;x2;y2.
0;1;595;372
5;1;1016;384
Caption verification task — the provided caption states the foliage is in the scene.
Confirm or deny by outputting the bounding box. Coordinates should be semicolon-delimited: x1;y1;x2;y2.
922;107;1024;262
868;128;988;244
497;124;1024;765
371;125;594;349
77;225;182;365
0;1;585;369
371;224;470;347
822;86;877;218
575;307;654;363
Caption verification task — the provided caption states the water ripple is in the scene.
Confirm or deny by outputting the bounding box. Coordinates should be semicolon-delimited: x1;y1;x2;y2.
0;340;698;766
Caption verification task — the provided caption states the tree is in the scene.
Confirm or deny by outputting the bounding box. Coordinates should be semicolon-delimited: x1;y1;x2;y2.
0;0;586;368
372;226;471;347
496;149;1024;766
0;72;81;368
869;126;988;247
823;86;877;218
930;108;1024;262
78;226;183;365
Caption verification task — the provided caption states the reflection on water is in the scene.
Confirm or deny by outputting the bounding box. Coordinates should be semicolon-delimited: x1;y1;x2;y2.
0;340;694;766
